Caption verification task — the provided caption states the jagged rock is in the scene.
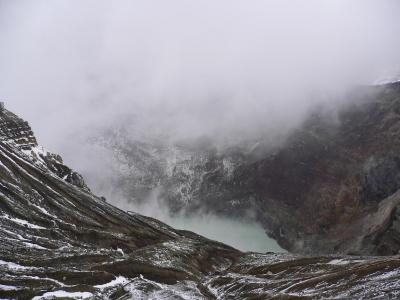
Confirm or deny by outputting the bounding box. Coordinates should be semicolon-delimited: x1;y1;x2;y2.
0;106;89;191
39;151;90;191
2;108;400;299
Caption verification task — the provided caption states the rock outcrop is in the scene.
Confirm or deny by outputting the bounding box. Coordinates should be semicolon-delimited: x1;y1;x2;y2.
0;108;37;150
2;106;400;299
0;106;89;191
94;82;400;256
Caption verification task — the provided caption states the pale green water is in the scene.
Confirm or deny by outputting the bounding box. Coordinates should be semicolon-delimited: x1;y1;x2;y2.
165;215;285;253
116;189;285;253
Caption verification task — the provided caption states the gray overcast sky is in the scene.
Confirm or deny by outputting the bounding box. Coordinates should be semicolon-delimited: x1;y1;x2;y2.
0;0;400;165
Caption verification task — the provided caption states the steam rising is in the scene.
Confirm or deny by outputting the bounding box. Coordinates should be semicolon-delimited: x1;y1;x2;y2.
1;1;400;250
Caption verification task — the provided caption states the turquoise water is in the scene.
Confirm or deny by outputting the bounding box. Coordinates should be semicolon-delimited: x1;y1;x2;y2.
117;190;285;253
165;215;285;253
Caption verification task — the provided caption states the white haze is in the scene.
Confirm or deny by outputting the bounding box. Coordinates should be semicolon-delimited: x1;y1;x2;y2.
1;0;400;251
1;0;400;151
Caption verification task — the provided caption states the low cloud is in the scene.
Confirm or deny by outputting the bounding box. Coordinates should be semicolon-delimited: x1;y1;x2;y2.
1;0;399;248
1;1;399;154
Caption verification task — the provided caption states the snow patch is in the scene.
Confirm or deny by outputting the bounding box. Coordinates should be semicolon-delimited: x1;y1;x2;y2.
23;241;47;250
32;291;93;300
32;204;53;217
122;276;205;300
374;270;400;280
327;259;350;265
0;259;31;270
116;247;124;256
326;258;365;266
373;75;400;85
94;276;129;290
0;284;23;291
0;214;46;230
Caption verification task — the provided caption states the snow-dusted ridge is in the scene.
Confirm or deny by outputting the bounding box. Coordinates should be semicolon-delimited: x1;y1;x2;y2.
373;74;400;85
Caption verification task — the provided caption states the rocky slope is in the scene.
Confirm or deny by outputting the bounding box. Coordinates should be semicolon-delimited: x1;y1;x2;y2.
2;104;400;299
94;82;400;256
0;109;89;191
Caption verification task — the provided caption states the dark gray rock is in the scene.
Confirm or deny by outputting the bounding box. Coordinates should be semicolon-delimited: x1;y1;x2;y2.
360;154;400;204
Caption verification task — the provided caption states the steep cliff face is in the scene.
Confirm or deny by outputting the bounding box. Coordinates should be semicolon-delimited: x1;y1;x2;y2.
0;107;89;191
2;108;400;299
249;82;400;255
94;82;400;256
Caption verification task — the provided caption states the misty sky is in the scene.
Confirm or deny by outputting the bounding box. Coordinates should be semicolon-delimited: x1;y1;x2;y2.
0;0;400;167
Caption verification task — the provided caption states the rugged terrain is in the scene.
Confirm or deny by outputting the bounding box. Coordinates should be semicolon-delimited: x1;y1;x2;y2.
1;101;400;298
93;82;400;256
